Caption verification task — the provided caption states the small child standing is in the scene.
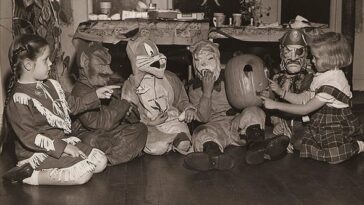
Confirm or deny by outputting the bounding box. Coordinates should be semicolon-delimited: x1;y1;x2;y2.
262;32;364;164
2;34;116;185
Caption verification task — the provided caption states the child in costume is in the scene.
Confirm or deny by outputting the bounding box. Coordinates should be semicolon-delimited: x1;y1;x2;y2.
121;36;195;155
3;34;113;185
262;32;364;164
71;41;147;166
183;40;289;170
270;28;314;151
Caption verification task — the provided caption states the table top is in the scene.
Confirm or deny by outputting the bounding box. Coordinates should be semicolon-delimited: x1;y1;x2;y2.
73;19;210;45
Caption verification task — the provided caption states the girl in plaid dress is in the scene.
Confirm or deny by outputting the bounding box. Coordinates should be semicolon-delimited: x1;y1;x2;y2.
261;32;364;164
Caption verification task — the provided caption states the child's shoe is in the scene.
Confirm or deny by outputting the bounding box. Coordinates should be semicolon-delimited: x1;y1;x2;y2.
183;152;234;171
3;163;34;183
245;135;290;165
173;132;191;154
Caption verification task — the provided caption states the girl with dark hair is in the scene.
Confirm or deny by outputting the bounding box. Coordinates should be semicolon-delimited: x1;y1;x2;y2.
2;34;116;185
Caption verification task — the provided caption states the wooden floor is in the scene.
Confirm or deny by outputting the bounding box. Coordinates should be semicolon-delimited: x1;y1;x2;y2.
1;146;364;205
1;92;364;205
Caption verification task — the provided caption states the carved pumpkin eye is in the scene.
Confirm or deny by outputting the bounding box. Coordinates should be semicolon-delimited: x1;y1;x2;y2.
144;43;155;56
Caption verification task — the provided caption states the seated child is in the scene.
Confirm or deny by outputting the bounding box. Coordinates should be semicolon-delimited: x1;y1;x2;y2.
262;32;364;164
71;41;147;166
2;34;115;185
184;40;290;171
121;36;195;155
270;28;314;152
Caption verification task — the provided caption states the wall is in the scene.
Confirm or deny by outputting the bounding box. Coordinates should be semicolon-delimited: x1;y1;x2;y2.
59;0;89;92
353;0;364;90
0;0;89;134
0;0;13;133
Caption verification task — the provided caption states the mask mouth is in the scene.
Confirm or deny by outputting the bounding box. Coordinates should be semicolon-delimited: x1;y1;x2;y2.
99;73;111;78
150;61;160;69
200;69;212;76
286;64;302;74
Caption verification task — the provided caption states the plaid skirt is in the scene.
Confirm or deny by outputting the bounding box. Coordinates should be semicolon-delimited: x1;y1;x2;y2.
300;105;363;163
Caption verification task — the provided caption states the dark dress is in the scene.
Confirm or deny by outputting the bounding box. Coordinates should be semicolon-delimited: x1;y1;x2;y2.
6;80;102;171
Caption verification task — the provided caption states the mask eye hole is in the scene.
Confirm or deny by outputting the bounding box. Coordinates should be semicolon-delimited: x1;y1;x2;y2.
295;48;304;56
144;43;155;56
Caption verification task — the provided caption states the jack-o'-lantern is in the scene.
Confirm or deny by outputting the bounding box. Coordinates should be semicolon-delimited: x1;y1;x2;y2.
225;54;269;109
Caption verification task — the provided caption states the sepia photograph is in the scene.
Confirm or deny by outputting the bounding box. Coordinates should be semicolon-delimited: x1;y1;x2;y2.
0;0;364;204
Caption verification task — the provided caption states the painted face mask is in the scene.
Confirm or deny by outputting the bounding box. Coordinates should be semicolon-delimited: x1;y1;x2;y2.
79;42;113;87
189;40;221;80
126;37;167;81
280;29;308;74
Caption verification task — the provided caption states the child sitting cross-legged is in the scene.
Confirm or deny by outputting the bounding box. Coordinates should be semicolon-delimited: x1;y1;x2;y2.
2;34;118;185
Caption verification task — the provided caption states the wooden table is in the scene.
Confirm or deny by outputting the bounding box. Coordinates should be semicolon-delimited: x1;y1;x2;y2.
73;19;210;45
208;26;287;42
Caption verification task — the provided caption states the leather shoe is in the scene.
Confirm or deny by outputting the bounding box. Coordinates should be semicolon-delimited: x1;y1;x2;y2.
2;163;34;183
184;152;234;171
245;135;290;165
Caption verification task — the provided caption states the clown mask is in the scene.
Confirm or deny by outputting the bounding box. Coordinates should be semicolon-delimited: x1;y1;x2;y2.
79;43;113;87
280;29;308;74
190;40;221;80
126;37;167;80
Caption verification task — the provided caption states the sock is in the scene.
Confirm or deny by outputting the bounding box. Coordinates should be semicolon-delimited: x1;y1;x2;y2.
22;170;39;185
357;141;364;153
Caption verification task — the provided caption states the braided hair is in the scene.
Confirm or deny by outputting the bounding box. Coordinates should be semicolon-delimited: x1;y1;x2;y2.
5;34;48;106
1;34;49;153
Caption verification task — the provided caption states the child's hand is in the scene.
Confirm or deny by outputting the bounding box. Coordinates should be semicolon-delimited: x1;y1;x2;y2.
268;79;284;96
231;115;241;133
184;108;197;123
201;71;215;96
260;96;277;110
124;102;140;124
96;85;120;99
259;89;270;98
64;144;87;159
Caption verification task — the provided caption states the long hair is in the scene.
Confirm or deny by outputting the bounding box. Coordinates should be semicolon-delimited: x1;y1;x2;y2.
1;34;48;154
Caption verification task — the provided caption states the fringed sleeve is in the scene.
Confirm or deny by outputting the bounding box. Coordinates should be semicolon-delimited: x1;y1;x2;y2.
6;101;67;158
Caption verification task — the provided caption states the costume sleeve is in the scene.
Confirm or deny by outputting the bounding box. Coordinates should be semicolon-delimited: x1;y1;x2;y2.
66;90;100;115
166;71;194;112
121;78;140;105
188;85;212;122
6;101;67;158
72;84;130;130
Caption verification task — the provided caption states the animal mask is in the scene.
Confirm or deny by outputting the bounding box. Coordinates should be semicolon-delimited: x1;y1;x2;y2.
189;40;221;81
126;37;167;84
279;29;308;74
78;42;113;86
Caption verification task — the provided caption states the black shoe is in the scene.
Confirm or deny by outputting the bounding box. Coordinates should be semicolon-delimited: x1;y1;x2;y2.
183;152;234;171
2;163;34;183
245;135;290;165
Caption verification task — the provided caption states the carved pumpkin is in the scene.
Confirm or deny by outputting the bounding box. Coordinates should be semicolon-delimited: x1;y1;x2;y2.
225;54;269;109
